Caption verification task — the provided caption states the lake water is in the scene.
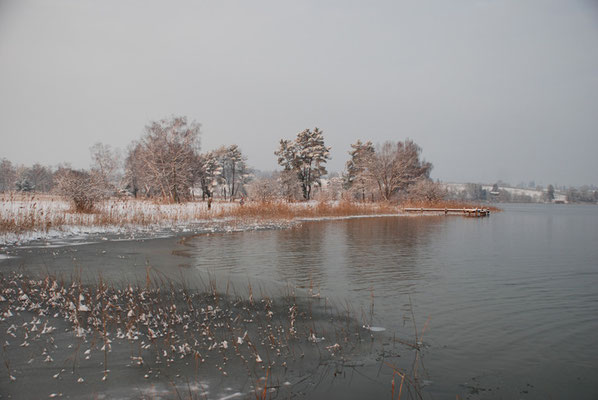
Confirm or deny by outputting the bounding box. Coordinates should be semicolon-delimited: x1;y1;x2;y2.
1;203;597;399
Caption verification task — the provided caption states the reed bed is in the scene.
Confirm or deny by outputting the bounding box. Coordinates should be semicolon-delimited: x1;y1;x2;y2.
217;200;399;220
0;271;422;399
1;194;398;237
1;192;496;243
0;193;227;235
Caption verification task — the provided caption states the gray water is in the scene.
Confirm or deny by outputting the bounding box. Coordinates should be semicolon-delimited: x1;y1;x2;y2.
2;203;597;399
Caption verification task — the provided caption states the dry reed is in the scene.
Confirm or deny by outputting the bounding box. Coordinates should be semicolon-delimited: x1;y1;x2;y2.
1;191;499;238
218;200;399;220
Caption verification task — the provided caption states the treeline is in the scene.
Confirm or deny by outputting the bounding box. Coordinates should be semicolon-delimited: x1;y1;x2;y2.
447;182;598;204
565;186;598;203
1;115;441;210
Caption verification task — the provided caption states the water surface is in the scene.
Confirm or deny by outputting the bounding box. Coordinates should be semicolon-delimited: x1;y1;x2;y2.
2;204;597;399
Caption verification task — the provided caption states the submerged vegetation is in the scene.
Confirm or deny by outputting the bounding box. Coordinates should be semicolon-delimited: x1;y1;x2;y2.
0;271;426;399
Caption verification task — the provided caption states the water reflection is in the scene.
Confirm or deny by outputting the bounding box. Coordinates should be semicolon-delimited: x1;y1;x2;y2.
184;218;442;300
342;217;441;294
274;223;326;286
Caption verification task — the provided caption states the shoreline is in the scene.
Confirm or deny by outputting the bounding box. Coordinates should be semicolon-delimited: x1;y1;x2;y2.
1;195;494;247
0;211;470;248
0;213;423;248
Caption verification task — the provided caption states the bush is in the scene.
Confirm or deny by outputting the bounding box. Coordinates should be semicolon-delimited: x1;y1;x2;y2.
54;169;105;212
406;179;447;203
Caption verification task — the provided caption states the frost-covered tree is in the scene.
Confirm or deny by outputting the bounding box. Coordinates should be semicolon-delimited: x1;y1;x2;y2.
15;178;34;192
343;140;375;201
90;143;122;196
195;151;222;200
131;116;201;203
545;184;555;202
456;183;487;201
24;163;54;192
123;141;150;198
0;159;17;192
364;140;432;201
274;128;331;201
406;179;447;203
54;168;106;212
278;170;303;202
214;145;251;201
316;176;345;201
246;174;280;202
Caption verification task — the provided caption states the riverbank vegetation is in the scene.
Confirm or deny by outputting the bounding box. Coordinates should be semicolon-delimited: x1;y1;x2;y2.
0;192;499;239
0;115;503;243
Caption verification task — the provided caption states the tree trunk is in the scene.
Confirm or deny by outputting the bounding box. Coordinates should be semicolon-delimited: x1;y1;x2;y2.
230;163;236;202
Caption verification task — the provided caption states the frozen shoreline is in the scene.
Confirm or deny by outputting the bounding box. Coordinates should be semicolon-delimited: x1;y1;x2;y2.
0;212;434;248
1;194;453;248
0;218;297;247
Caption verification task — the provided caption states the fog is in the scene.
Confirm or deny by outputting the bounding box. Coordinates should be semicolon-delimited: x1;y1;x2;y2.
1;0;597;186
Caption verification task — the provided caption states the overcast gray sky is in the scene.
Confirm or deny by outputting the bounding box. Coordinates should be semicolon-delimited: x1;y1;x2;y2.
1;0;597;186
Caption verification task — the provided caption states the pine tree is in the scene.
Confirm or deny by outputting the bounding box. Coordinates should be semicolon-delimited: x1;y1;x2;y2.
195;151;222;200
275;128;331;200
343;140;375;201
546;184;555;202
214;145;251;200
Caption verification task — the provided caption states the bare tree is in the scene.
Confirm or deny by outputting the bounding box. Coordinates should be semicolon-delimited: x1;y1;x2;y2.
406;179;447;203
132;116;201;203
23;163;54;192
90;143;122;196
275;128;331;200
315;176;344;201
54;168;106;212
363;140;432;201
246;174;280;202
0;159;17;192
277;170;303;202
123;141;148;198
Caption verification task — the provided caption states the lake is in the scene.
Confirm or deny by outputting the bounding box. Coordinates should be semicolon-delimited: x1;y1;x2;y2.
1;203;597;399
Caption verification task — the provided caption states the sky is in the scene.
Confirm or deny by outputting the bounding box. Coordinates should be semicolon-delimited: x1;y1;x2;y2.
1;0;597;187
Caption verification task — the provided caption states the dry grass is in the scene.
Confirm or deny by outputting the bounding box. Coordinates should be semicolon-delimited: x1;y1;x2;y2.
218;200;399;220
0;192;215;235
0;191;499;238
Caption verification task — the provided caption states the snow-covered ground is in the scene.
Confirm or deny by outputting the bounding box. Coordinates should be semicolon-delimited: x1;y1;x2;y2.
0;194;401;246
0;195;282;246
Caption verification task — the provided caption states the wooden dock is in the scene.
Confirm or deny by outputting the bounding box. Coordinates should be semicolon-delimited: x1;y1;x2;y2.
403;208;490;217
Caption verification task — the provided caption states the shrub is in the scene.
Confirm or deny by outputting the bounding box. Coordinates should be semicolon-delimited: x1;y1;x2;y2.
405;179;447;203
54;169;106;212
